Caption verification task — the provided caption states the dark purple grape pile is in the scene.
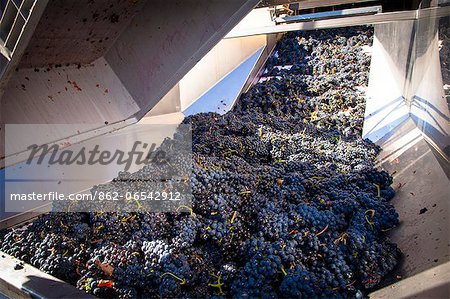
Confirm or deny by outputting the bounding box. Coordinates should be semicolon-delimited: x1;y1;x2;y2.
236;26;373;137
0;26;401;298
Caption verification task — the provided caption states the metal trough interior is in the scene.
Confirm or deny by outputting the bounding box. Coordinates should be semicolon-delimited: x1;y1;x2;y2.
0;0;260;162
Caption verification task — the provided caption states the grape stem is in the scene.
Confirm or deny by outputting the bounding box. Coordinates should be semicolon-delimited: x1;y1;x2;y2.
373;184;381;197
334;232;348;245
315;225;329;236
209;274;225;295
176;205;194;215
365;209;375;226
230;211;237;224
160;272;186;285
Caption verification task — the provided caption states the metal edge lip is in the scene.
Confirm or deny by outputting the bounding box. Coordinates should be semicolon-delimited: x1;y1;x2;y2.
226;6;450;38
226;10;415;38
0;251;95;299
274;5;383;24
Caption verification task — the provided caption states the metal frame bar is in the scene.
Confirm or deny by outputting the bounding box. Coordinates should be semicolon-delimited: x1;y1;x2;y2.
227;6;450;39
0;0;47;96
275;5;382;23
226;10;417;38
258;0;378;9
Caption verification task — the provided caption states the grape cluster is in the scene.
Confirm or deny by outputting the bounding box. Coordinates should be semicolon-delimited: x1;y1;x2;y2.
0;26;402;298
235;27;374;137
439;17;449;88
